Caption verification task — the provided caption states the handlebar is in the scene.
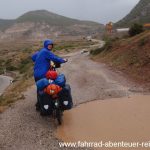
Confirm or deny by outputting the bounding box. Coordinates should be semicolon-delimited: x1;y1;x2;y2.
50;59;68;69
64;58;68;63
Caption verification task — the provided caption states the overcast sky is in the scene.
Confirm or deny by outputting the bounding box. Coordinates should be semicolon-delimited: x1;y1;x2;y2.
0;0;140;24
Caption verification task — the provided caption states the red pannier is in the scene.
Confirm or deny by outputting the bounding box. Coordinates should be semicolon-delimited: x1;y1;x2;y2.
46;70;58;80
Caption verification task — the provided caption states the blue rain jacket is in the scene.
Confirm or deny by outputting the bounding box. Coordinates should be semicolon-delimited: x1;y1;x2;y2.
32;40;65;79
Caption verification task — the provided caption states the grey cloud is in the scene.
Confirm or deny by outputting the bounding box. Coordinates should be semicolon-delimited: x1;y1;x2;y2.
0;0;140;24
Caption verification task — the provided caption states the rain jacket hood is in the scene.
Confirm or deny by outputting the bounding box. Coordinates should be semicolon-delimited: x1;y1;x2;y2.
44;39;54;49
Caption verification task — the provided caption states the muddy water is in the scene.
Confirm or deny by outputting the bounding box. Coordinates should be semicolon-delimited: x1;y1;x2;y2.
0;75;13;96
56;95;150;150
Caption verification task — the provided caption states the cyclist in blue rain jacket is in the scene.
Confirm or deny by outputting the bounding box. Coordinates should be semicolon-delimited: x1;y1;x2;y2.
31;39;67;110
32;39;67;81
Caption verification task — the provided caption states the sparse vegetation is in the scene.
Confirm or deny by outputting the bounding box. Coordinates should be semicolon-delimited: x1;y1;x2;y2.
129;23;144;37
91;31;150;86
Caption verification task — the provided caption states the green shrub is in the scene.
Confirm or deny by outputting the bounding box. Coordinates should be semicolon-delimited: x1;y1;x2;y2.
129;23;144;37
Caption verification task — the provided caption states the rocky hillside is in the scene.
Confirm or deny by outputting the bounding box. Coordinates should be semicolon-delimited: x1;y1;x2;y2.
115;0;150;27
0;10;104;41
91;31;150;88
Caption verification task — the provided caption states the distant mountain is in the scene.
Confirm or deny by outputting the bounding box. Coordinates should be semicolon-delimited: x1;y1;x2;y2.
0;19;15;31
17;10;97;26
0;10;104;41
115;0;150;27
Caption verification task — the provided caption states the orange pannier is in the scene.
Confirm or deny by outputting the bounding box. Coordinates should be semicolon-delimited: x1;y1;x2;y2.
44;84;62;95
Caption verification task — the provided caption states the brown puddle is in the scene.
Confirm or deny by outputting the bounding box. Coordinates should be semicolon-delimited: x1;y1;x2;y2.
56;95;150;150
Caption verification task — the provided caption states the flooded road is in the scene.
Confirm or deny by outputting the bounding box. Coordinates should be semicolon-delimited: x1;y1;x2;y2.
56;95;150;150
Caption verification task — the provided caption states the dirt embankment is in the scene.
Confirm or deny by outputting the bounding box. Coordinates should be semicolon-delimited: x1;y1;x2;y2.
91;31;150;90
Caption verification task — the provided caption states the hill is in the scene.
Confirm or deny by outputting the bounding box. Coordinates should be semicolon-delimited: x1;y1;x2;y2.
0;19;15;31
91;31;150;88
115;0;150;27
17;10;99;26
0;10;104;41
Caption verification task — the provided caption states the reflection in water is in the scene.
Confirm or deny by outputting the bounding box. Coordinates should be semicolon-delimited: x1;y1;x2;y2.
56;95;150;150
